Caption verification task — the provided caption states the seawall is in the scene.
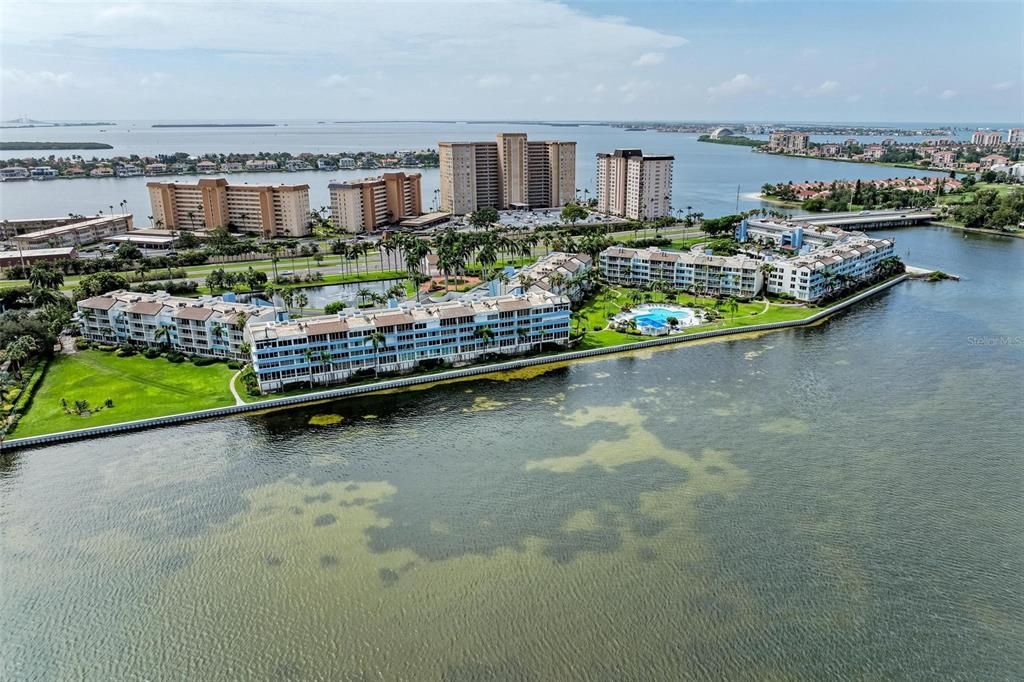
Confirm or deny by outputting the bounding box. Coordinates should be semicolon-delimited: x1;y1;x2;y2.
1;275;908;451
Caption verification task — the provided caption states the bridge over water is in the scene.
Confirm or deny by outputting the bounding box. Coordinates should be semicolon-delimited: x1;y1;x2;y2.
789;209;936;230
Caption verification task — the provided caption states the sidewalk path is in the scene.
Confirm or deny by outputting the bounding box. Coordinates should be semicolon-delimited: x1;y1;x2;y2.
228;371;245;406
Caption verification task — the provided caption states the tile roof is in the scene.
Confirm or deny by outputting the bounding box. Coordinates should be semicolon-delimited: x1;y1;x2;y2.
173;306;215;321
78;295;117;310
126;301;165;316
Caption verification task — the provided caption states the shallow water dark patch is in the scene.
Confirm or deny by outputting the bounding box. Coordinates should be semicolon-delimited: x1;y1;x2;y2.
264;554;283;567
705;465;725;476
443;658;533;681
638;546;658;562
319;555;338;568
313;514;336;527
379;568;400;586
304;492;332;504
365;459;687;562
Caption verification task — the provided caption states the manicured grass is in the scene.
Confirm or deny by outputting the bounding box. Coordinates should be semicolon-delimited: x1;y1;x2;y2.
12;350;236;438
938;182;1019;206
572;285;819;349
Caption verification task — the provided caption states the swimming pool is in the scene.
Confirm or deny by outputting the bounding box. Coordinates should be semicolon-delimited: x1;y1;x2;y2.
630;306;697;330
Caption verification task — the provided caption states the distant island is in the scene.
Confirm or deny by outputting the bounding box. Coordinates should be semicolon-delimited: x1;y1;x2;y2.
0;141;114;150
0;120;116;129
697;134;767;148
151;123;277;128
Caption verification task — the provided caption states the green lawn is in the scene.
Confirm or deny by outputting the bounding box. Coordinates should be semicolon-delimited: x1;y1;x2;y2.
573;285;818;349
12;350;236;438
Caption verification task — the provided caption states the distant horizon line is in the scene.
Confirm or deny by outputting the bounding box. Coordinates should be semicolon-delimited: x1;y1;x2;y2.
2;117;1021;127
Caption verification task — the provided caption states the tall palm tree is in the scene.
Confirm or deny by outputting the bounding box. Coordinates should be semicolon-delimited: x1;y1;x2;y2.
357;287;374;306
726;297;740;320
473;326;495;349
210;322;226;348
368;330;387;376
758;262;776;298
294;292;308;317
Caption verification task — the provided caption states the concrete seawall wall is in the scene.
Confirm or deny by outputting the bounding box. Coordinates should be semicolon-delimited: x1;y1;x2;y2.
2;275;908;451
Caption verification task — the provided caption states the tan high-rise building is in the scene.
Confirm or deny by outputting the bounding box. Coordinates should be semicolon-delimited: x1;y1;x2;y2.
595;149;674;221
439;133;575;215
328;172;422;233
147;178;311;238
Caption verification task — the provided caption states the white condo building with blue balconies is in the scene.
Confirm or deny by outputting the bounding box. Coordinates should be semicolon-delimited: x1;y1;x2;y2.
246;291;571;392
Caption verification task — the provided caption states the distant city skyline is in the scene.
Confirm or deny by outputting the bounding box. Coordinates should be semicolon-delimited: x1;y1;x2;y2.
1;1;1021;123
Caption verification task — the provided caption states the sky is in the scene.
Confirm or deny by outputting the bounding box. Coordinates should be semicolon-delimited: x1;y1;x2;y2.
1;0;1021;123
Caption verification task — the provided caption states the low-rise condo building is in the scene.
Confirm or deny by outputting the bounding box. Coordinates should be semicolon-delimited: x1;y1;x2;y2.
148;178;311;237
765;236;895;301
439;134;576;214
246;292;571;392
328;172;423;233
736;218;847;251
10;214;134;248
76;290;275;360
507;252;592;301
595;149;674;220
600;246;763;298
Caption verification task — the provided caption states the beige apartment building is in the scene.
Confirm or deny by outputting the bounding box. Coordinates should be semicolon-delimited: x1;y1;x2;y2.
768;131;810;152
328;172;423;233
970;130;1004;147
147;178;311;238
595;149;674;221
11;214;135;249
439;134;575;215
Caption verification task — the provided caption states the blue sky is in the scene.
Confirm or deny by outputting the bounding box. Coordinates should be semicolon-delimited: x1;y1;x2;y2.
1;0;1021;123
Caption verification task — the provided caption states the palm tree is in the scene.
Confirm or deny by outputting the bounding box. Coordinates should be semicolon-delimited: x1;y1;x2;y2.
303;347;316;385
294;292;308;317
495;269;511;295
267;242;283;281
473;326;496;349
759;262;776;298
357;287;374;306
210;322;226;348
726;296;740;320
368;330;387;376
281;289;295;314
154;324;173;348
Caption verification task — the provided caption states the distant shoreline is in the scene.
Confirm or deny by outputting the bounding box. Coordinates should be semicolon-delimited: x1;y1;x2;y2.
0;142;114;151
151;124;277;128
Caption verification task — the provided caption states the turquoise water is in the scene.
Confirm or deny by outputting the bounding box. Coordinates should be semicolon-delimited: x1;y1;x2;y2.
631;306;696;330
1;226;1022;679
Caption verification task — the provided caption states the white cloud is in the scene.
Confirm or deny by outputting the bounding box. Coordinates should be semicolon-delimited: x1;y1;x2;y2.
632;52;665;67
913;86;929;96
1;69;74;88
846;94;862;103
139;72;168;87
707;73;756;99
592;83;607;94
619;79;657;103
939;89;957;100
816;80;839;93
476;74;510;89
992;80;1014;91
319;74;351;88
799;47;820;58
